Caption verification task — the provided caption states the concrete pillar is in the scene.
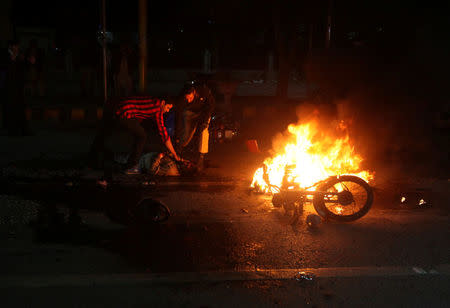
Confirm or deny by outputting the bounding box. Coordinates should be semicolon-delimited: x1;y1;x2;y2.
0;0;13;48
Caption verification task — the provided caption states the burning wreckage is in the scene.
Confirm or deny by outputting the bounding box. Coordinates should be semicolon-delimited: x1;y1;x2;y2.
250;119;374;223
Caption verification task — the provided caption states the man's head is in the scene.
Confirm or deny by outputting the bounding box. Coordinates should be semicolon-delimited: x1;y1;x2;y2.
8;40;19;52
8;40;20;60
184;87;197;103
161;97;175;113
8;39;19;47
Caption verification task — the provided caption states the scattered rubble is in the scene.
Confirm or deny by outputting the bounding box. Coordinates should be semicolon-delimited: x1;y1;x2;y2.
0;195;40;226
306;214;322;229
294;271;316;285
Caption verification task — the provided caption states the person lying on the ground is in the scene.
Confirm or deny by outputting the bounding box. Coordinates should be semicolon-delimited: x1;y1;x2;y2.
89;96;181;174
139;151;196;176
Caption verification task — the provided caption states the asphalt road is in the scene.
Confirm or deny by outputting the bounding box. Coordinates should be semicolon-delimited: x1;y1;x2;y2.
1;185;449;273
1;184;449;307
0;128;449;307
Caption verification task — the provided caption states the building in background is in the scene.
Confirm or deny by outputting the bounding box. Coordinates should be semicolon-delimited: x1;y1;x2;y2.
0;0;13;48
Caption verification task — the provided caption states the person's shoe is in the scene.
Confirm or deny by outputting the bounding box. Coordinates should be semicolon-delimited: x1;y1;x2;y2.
124;165;140;175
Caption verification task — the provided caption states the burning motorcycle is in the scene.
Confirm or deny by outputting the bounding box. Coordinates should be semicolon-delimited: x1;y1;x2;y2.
256;165;374;223
250;117;375;223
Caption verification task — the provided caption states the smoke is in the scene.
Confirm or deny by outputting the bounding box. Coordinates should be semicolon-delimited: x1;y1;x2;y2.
302;47;444;174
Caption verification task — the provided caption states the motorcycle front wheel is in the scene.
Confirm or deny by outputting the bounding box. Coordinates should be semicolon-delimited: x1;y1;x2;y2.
313;175;373;222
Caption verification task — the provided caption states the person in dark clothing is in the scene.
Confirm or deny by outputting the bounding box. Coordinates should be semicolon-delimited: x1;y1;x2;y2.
74;37;101;97
3;40;29;136
89;96;181;174
25;39;45;97
111;42;137;97
175;81;215;155
0;48;8;130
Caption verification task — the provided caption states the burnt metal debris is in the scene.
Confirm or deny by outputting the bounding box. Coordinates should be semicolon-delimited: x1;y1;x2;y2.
306;214;322;229
399;188;432;208
294;271;316;285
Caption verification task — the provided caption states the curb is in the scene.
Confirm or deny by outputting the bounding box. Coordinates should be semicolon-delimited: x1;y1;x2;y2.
20;106;104;122
1;265;449;288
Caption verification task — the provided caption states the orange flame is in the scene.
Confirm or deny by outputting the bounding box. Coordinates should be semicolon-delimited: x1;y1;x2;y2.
251;119;373;193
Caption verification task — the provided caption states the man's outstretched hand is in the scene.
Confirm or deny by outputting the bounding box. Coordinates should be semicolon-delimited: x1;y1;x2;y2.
167;152;182;162
165;139;182;162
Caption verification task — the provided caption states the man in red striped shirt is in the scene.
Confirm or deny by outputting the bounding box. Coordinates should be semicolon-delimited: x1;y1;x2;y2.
89;96;181;174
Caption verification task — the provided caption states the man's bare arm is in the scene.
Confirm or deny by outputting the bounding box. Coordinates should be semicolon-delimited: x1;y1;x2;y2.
165;139;181;161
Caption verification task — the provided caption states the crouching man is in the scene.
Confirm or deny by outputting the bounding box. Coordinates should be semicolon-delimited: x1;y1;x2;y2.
89;96;181;174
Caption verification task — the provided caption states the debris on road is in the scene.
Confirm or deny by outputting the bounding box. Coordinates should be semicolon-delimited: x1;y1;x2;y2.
399;188;432;209
142;181;156;186
294;271;316;285
306;214;322;229
0;195;40;226
129;198;171;224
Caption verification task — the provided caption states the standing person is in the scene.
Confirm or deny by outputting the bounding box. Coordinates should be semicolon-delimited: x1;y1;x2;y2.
175;80;215;162
25;39;45;97
89;96;181;174
0;45;8;130
4;40;29;136
77;37;100;97
111;42;136;97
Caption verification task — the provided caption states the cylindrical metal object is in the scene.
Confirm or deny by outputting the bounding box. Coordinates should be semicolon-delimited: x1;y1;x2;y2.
198;118;210;154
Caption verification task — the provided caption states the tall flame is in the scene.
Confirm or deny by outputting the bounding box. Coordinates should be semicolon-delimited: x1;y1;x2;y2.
251;119;373;193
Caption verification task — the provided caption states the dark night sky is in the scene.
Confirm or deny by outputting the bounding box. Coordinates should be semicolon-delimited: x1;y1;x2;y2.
13;0;444;34
10;0;450;69
8;1;449;145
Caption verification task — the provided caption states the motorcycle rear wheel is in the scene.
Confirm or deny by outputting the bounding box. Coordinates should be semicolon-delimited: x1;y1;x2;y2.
313;175;373;222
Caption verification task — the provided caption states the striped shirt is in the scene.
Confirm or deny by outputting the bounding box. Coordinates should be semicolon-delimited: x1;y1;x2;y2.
115;96;170;143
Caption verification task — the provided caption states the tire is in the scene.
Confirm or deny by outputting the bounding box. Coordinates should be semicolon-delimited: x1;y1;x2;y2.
313;175;373;222
129;198;171;224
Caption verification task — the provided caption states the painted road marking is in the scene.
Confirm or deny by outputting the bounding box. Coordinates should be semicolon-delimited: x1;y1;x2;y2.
1;264;449;288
